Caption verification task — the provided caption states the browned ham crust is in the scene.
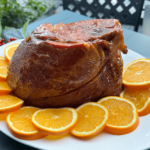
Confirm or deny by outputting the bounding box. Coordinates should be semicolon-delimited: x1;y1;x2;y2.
7;19;127;108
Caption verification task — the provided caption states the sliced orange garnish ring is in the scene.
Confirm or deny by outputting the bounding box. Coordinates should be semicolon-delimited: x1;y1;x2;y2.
6;107;46;140
0;56;5;59
123;58;150;89
32;108;78;135
1;55;147;140
0;57;9;67
97;96;139;135
0;81;11;95
120;88;150;116
0;57;9;80
0;67;8;79
0;95;23;113
71;102;109;138
4;44;20;62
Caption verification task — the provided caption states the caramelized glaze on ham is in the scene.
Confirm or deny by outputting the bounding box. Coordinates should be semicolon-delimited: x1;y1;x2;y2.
7;19;127;108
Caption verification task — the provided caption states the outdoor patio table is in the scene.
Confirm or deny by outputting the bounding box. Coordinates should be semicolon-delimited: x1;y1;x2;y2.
0;10;150;150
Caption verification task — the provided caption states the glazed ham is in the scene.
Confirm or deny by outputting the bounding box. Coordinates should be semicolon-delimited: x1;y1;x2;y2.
7;19;127;108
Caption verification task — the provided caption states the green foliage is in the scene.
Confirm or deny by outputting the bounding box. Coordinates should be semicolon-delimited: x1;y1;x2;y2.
0;0;52;29
4;26;10;29
22;20;30;39
0;21;2;37
0;0;7;21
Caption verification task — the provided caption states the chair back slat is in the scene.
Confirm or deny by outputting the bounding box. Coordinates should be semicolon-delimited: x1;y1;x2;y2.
63;0;145;31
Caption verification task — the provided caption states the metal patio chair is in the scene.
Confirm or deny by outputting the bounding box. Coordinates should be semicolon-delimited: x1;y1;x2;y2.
62;0;145;32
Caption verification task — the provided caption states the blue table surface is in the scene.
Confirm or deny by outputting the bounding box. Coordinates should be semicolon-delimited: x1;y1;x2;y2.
1;10;150;150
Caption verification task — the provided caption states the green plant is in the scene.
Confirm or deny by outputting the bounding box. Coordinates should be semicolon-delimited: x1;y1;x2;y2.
0;19;31;45
22;20;30;39
0;0;6;21
0;22;2;37
0;0;52;29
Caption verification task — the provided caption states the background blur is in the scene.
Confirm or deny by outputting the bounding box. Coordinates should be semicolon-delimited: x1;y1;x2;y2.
0;0;150;33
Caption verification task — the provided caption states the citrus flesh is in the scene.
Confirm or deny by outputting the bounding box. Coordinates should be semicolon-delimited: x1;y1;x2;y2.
0;95;23;113
0;81;11;95
120;88;150;116
0;57;9;79
4;44;20;61
0;67;8;79
32;108;78;135
0;57;8;67
7;107;46;140
98;96;139;135
123;59;150;89
71;102;109;138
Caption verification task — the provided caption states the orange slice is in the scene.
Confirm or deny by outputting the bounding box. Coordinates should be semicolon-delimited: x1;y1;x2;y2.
0;56;6;59
32;108;78;135
71;102;109;138
4;44;20;62
120;88;150;116
0;95;23;113
123;58;150;89
0;57;9;79
0;113;9;120
97;96;139;135
7;107;46;140
0;57;9;67
0;67;8;79
0;81;11;95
